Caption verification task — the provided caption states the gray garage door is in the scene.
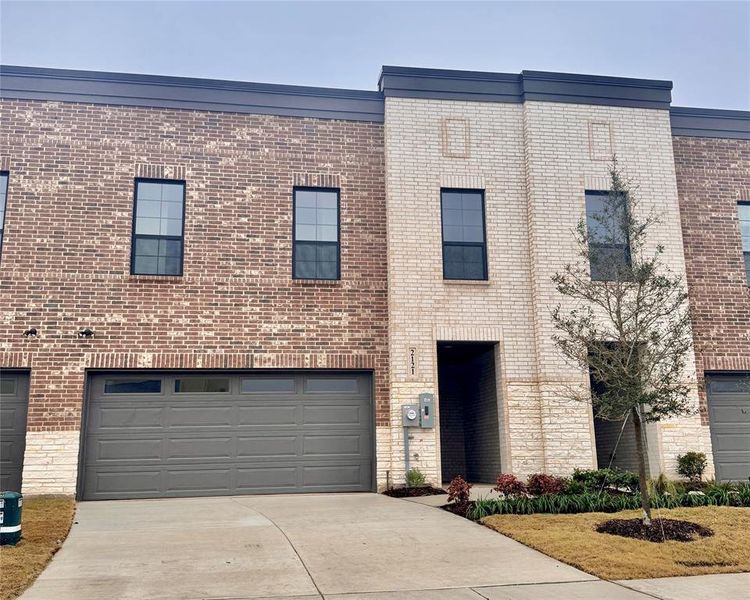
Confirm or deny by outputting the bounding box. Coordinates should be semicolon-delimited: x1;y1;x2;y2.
0;372;29;493
82;372;373;500
707;374;750;482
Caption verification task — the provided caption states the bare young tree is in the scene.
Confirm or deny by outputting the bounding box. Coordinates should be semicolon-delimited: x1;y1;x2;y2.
551;158;694;525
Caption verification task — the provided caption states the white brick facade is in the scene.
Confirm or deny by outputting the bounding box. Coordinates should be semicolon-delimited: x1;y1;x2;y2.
383;97;713;486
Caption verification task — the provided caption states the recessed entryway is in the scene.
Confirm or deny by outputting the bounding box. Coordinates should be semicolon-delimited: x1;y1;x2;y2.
80;370;374;500
593;415;640;472
437;342;502;484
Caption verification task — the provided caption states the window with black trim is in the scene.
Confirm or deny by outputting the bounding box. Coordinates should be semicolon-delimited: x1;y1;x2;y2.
441;189;487;280
739;202;750;284
585;191;632;281
0;172;9;259
293;188;340;280
131;179;185;276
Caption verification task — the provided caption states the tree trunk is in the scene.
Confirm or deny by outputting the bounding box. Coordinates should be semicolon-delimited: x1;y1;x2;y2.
632;406;652;525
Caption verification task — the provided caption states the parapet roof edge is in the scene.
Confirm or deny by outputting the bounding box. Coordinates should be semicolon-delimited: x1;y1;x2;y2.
0;64;385;122
670;105;750;139
379;65;673;109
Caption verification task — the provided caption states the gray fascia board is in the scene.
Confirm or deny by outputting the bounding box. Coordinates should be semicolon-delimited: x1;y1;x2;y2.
380;65;672;109
0;65;385;122
521;70;672;109
670;106;750;139
379;67;523;103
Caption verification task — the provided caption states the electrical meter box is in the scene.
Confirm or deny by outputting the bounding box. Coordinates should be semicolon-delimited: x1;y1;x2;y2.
419;393;435;428
401;404;420;427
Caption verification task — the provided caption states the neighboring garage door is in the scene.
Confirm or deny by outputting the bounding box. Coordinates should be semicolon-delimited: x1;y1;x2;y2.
706;374;750;482
82;371;373;500
0;372;30;493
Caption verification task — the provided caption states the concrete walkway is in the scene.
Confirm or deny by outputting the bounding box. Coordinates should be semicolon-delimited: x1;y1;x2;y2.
21;493;749;599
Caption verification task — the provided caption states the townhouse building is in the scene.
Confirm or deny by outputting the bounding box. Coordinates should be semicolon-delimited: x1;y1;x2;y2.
0;67;389;498
0;65;747;499
380;67;710;484
671;108;750;482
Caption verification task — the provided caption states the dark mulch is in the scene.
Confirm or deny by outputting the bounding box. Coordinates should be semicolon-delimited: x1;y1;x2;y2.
382;486;447;498
595;518;714;543
441;501;474;518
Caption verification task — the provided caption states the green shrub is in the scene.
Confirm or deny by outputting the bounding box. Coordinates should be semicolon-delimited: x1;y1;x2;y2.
465;485;750;520
676;451;708;482
405;468;426;488
738;482;750;505
571;467;639;492
562;479;586;495
647;473;684;497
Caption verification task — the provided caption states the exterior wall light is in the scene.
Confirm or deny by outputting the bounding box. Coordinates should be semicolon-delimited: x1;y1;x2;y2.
23;328;38;337
77;328;95;338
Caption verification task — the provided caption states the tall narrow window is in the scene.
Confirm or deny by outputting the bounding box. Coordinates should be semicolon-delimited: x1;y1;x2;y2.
293;188;340;280
585;191;631;281
131;179;185;276
0;172;8;259
441;189;487;280
739;202;750;284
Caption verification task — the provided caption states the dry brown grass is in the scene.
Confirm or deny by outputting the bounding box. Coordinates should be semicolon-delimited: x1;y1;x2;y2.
482;506;750;580
0;495;75;600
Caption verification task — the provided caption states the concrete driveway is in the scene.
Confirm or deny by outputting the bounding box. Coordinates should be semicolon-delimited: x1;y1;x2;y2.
20;493;747;599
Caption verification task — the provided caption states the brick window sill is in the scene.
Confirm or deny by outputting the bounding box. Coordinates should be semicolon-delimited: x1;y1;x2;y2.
443;279;491;286
291;278;342;286
127;274;184;282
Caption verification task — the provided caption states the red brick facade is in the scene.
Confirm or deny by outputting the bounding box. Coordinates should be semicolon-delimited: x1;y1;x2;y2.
0;99;389;431
672;135;750;422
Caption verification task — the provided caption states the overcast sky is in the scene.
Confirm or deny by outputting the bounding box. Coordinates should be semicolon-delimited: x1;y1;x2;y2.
1;1;748;109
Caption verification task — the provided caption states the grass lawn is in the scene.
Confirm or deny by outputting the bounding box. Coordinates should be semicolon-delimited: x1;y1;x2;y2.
0;495;75;600
482;506;750;580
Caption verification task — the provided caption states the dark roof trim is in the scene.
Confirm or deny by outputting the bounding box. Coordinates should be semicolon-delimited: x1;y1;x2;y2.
379;66;673;109
0;65;385;122
670;106;750;139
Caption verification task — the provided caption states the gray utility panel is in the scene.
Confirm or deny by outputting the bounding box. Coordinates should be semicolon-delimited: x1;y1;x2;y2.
706;374;750;482
0;372;30;493
82;371;373;500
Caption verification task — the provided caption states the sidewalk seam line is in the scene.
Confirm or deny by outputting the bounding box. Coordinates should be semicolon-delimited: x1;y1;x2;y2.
609;580;667;599
231;499;324;600
472;578;596;589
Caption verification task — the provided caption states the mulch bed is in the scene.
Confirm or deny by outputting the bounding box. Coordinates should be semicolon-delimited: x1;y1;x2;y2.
382;486;447;498
441;501;474;518
595;518;714;543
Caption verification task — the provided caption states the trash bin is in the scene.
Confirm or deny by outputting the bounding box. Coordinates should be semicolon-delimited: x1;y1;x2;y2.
0;491;22;546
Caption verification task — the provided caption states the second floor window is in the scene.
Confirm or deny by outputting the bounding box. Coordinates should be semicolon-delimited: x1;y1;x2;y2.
585;191;632;281
740;202;750;284
441;189;487;280
0;172;7;259
293;188;340;280
131;179;185;276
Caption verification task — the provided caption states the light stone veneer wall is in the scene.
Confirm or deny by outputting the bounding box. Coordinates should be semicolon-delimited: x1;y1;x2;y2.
21;431;80;494
383;97;713;486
